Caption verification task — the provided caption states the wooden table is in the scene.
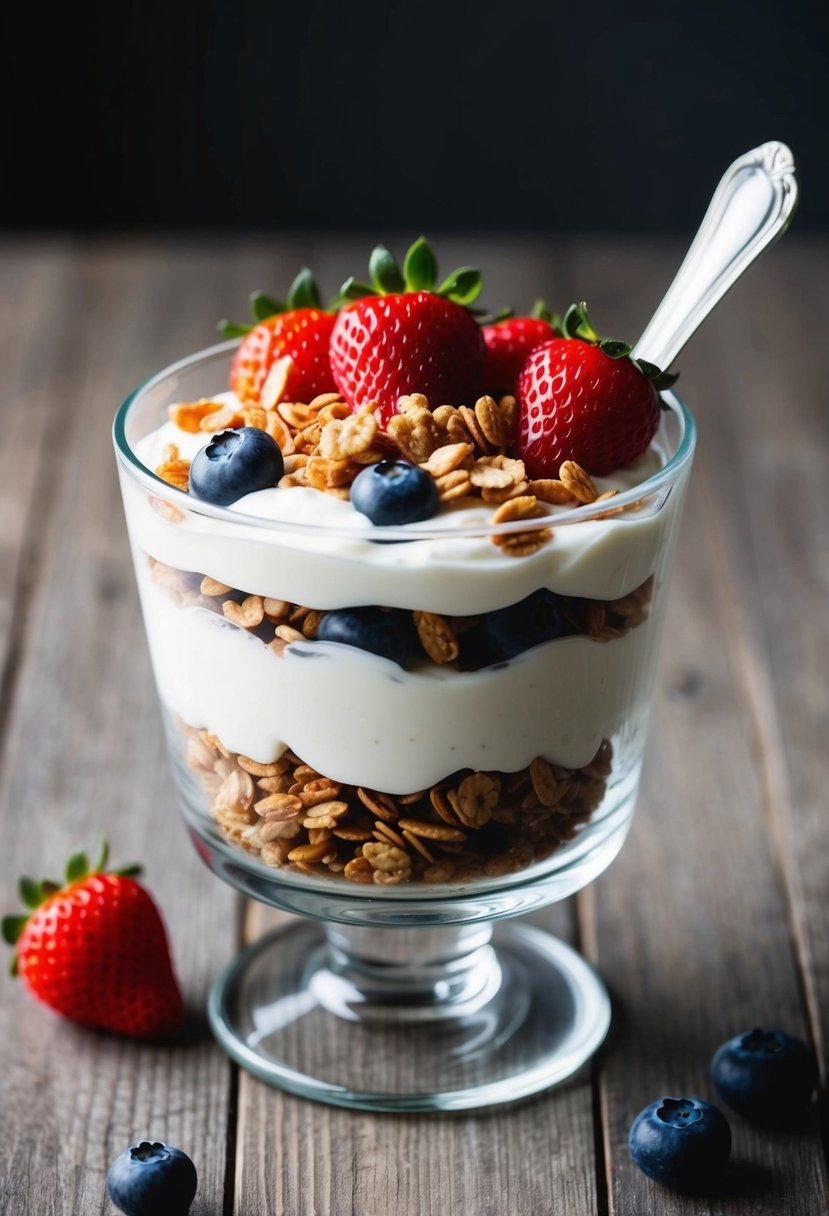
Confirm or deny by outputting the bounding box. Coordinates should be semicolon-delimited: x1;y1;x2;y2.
1;235;827;1215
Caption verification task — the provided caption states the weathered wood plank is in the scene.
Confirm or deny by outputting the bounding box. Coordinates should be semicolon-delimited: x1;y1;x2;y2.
0;243;78;688
688;243;829;1077
0;242;246;1215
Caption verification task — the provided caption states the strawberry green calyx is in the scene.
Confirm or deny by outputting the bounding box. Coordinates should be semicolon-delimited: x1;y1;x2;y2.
531;298;562;329
2;839;141;968
560;302;678;389
218;268;326;338
335;236;484;310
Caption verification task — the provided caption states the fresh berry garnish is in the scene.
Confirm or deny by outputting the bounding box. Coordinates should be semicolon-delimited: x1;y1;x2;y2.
516;302;677;477
220;269;337;406
482;589;565;661
317;607;413;667
3;841;183;1039
329;238;487;425
482;302;558;394
711;1027;818;1128
628;1097;731;1193
350;460;439;526
189;427;283;507
107;1140;197;1216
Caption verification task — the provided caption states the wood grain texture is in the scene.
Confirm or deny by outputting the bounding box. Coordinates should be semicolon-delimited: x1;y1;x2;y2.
0;237;826;1215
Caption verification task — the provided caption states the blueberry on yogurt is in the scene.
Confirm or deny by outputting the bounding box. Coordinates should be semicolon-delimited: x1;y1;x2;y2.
189;427;283;506
628;1097;731;1193
317;607;413;667
350;460;439;526
711;1027;818;1128
107;1140;197;1216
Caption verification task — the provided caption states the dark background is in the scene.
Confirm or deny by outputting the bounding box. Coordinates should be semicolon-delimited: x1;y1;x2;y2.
4;0;827;234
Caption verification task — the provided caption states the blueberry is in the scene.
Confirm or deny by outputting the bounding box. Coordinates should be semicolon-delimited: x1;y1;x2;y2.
107;1140;197;1216
317;607;413;666
482;588;564;661
189;427;283;506
350;460;439;526
711;1027;818;1128
628;1097;731;1193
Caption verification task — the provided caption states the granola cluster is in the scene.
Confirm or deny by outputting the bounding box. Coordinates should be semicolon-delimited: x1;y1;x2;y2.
184;724;613;885
148;559;654;666
154;390;632;557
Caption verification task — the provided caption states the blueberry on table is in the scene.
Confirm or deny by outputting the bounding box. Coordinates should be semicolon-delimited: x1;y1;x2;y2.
107;1140;197;1216
350;460;439;526
317;606;413;666
711;1027;818;1128
189;427;283;506
628;1097;731;1193
483;588;564;661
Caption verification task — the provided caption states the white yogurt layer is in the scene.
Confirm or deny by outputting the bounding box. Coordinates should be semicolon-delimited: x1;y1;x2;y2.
121;394;691;787
128;399;671;613
136;571;661;789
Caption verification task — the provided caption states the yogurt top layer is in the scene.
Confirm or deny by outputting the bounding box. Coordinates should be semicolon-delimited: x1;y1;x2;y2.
124;392;681;614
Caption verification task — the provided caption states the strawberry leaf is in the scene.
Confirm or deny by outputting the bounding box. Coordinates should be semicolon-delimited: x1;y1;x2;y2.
114;864;143;878
65;851;89;883
436;267;483;306
563;302;586;339
218;320;253;339
2;915;28;946
93;838;110;873
650;369;680;389
287;268;322;311
403;237;438;293
250;291;284;322
18;878;44;909
486;307;515;324
335;277;377;304
531;298;554;323
369;245;405;294
599;339;632;359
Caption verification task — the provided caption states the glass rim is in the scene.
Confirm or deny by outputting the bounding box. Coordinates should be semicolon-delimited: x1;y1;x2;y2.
113;338;697;541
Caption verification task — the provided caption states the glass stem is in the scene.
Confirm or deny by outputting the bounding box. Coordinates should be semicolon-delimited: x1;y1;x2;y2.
314;923;502;1024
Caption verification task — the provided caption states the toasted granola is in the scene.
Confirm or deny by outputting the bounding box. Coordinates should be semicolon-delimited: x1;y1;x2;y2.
158;387;650;561
182;720;614;885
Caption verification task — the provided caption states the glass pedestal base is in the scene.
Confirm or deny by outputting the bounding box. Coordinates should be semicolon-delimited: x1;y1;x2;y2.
208;919;610;1112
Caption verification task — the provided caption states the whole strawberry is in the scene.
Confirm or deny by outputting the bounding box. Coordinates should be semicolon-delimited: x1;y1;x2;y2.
516;303;677;477
482;303;558;395
220;268;337;407
329;238;486;425
3;841;183;1038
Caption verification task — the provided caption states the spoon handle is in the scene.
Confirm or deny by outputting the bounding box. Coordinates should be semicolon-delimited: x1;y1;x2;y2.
633;141;798;370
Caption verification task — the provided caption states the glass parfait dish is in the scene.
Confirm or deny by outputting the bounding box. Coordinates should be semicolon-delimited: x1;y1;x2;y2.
114;340;695;1112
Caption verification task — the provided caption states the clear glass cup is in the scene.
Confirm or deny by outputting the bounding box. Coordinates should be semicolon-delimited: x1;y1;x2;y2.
114;340;696;1111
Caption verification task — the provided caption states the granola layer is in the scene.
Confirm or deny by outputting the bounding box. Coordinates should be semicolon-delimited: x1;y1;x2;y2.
147;557;653;667
184;723;613;885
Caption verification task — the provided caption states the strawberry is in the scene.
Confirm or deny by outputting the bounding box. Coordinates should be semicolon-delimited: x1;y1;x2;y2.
515;303;677;477
482;303;558;394
3;841;183;1039
328;238;486;425
219;268;337;406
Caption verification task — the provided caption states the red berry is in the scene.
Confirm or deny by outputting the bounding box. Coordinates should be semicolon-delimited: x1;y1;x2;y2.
230;307;337;405
482;316;555;394
516;338;661;477
5;849;183;1039
329;292;485;426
